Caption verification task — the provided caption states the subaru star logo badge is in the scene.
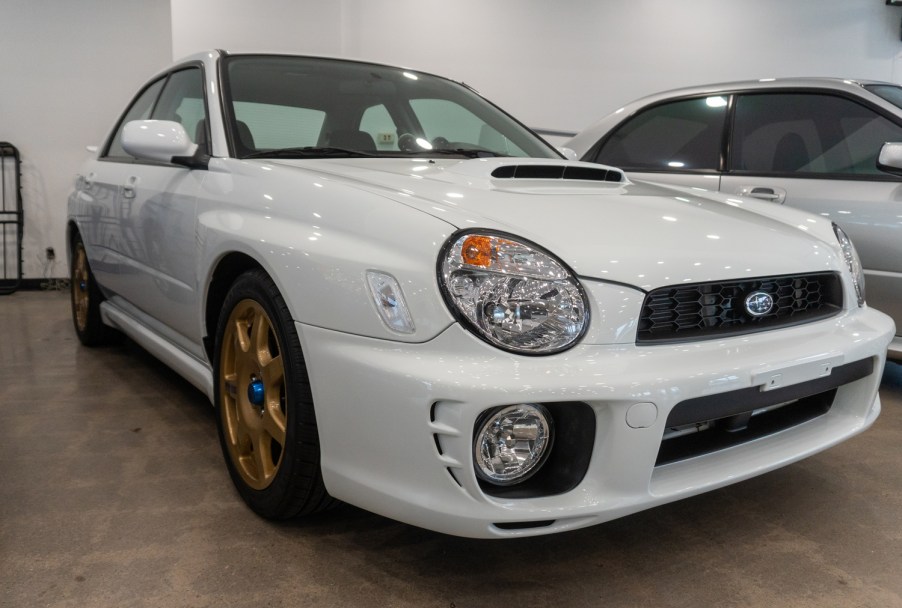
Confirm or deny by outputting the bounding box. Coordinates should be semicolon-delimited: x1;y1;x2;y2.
745;291;774;317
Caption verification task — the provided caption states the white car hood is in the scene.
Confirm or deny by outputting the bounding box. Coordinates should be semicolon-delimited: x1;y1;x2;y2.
267;157;840;291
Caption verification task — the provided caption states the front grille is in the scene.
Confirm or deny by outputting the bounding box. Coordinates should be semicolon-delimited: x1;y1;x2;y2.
637;272;843;344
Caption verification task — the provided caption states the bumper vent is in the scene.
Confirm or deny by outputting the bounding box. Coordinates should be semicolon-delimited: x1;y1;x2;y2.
491;164;624;182
637;272;843;344
656;357;873;466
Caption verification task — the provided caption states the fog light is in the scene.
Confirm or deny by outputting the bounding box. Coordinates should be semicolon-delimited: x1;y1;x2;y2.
474;404;553;485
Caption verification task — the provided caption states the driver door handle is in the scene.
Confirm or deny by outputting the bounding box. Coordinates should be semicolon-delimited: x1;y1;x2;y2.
121;176;138;199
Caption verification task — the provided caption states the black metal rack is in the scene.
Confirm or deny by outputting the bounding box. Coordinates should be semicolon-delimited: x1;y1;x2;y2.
1;142;24;294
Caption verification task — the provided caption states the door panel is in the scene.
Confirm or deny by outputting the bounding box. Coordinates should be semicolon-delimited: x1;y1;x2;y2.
113;165;204;348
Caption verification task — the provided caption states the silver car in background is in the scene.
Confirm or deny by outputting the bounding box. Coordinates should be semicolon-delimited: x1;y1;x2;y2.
567;78;902;359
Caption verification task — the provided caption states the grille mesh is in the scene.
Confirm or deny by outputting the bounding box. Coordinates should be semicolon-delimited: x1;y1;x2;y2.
637;272;843;344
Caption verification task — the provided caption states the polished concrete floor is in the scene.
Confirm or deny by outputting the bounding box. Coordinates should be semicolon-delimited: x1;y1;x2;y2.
2;290;901;608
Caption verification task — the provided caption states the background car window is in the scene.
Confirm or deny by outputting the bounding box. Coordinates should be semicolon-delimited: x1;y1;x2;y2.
151;68;208;152
233;102;325;149
593;97;727;171
410;98;527;155
864;84;902;111
731;93;902;176
105;78;165;159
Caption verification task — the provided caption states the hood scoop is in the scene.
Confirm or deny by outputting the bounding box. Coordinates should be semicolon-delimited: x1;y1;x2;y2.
490;164;625;183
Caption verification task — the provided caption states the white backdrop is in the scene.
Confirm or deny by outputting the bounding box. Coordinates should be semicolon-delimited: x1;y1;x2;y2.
173;0;902;137
2;0;902;278
0;0;172;280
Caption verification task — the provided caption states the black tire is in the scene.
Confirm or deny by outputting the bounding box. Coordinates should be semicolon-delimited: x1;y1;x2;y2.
70;233;116;346
213;269;336;519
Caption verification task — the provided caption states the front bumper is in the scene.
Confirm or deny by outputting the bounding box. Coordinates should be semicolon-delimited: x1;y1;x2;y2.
298;306;894;538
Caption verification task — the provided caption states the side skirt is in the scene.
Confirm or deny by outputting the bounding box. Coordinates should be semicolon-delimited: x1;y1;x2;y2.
100;301;214;402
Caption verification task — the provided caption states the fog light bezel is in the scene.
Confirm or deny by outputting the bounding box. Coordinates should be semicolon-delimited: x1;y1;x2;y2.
473;403;554;486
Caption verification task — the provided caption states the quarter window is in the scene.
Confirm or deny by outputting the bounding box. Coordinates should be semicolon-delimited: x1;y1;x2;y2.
731;93;902;176
593;97;727;171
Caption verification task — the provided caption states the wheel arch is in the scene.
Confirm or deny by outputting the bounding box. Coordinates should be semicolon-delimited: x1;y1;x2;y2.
203;251;265;362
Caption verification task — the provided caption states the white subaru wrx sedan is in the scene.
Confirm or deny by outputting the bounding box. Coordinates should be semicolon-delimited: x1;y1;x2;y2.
68;51;894;538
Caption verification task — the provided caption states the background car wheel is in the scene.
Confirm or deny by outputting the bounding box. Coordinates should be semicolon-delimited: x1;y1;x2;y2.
70;233;116;346
214;269;336;519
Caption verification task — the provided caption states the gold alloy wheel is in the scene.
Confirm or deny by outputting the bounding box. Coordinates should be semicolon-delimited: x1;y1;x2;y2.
219;299;288;490
72;245;90;332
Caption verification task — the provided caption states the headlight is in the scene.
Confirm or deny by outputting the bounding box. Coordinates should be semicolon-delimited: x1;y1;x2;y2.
438;231;589;354
832;223;865;307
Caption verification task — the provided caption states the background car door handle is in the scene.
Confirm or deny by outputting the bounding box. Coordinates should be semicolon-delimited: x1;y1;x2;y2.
739;186;786;203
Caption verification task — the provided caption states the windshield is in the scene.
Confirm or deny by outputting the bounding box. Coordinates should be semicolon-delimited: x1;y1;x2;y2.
221;55;559;160
864;84;902;111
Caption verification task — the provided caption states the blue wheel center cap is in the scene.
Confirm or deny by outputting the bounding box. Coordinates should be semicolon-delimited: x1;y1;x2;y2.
247;379;265;406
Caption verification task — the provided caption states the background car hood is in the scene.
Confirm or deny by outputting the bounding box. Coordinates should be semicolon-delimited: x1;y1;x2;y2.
267;157;841;291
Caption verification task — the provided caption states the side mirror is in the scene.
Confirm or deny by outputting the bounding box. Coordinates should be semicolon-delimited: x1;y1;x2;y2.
121;120;207;168
877;142;902;177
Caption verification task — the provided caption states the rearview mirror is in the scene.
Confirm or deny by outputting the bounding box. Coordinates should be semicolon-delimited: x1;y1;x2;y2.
121;120;207;168
877;142;902;177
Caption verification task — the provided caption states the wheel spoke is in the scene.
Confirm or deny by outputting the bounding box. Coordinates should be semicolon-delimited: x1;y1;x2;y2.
262;403;286;446
251;310;273;368
251;431;274;481
234;307;253;354
223;373;239;400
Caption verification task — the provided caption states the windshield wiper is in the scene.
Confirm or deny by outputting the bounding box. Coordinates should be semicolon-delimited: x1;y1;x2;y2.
414;148;508;159
241;146;378;159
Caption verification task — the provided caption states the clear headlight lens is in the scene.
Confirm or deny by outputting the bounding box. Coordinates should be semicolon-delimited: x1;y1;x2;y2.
438;231;589;354
474;404;553;485
833;223;865;307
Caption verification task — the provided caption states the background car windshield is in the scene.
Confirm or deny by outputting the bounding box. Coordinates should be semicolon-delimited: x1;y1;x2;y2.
222;55;558;159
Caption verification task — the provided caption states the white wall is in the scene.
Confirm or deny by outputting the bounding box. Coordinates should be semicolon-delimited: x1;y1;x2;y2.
172;0;902;137
0;0;172;280
171;0;343;58
4;0;902;278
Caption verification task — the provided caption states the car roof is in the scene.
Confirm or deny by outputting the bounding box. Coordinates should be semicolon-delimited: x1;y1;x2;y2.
627;77;897;103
